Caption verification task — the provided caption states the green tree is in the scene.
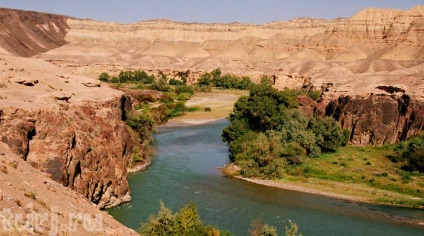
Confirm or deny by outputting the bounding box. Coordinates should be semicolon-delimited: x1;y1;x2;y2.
139;201;223;236
308;117;349;152
140;201;176;235
285;222;302;236
394;135;424;172
198;72;212;87
222;83;348;178
98;72;110;82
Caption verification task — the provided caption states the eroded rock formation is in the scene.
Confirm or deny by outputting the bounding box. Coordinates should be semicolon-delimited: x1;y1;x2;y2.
32;6;424;78
325;94;424;145
0;96;136;209
0;55;147;209
298;93;424;145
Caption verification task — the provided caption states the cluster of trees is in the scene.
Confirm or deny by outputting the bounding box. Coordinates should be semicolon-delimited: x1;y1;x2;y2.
139;202;302;236
99;70;155;84
139;202;226;236
99;68;255;93
198;68;253;90
391;135;424;173
222;81;349;178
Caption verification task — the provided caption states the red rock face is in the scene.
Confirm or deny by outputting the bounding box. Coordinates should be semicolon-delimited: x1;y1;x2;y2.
0;95;137;209
324;94;424;145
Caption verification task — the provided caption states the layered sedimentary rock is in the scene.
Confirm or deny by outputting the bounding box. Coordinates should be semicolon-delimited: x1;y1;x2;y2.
31;6;424;77
0;55;143;209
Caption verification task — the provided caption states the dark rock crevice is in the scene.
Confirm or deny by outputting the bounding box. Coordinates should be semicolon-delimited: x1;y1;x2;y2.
301;93;423;145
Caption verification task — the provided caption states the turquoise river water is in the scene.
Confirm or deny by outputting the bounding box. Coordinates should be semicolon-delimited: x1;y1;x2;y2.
108;119;424;235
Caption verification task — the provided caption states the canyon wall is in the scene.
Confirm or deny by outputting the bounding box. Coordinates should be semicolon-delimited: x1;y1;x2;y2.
0;98;134;209
324;94;424;145
0;55;146;209
33;6;424;77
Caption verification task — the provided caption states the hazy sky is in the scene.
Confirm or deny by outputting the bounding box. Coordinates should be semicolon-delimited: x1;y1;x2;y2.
1;0;422;24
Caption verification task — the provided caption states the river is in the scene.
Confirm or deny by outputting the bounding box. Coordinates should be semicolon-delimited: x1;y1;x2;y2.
108;119;424;235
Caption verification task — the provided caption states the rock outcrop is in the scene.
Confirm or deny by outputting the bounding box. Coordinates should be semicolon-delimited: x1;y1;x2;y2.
0;55;144;209
0;142;138;235
324;94;424;145
0;97;134;209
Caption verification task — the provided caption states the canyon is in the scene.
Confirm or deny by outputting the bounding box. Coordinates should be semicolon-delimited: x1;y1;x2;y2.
0;5;423;234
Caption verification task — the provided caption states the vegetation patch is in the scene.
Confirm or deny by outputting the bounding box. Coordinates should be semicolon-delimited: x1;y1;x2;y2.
222;79;348;179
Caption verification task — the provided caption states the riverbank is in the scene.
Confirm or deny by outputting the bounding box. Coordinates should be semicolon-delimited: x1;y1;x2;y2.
165;89;247;126
222;160;424;211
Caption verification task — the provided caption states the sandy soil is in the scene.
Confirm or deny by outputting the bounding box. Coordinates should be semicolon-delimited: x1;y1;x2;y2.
165;90;247;126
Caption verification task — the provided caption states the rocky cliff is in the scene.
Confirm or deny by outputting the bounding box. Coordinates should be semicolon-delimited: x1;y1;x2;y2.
0;142;139;235
324;94;424;145
0;54;144;209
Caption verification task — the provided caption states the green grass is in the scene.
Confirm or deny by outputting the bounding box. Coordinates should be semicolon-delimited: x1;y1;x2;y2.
187;106;202;112
286;145;424;207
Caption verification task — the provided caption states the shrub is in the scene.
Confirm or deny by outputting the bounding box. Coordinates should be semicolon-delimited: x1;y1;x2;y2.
307;89;321;101
98;72;110;82
175;85;194;95
174;102;187;112
169;78;183;85
204;107;212;112
126;112;155;142
110;77;119;83
140;202;222;235
177;93;192;101
394;135;424;173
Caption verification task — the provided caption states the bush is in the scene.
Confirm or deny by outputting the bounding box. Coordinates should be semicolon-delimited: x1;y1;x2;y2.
204;107;212;112
173;102;185;111
140;202;222;235
110;77;119;83
99;72;110;82
177;93;192;101
175;85;195;95
126;112;155;142
394;135;424;173
169;78;183;85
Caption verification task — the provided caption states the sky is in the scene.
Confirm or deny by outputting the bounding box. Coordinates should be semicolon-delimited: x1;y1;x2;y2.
0;0;423;24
